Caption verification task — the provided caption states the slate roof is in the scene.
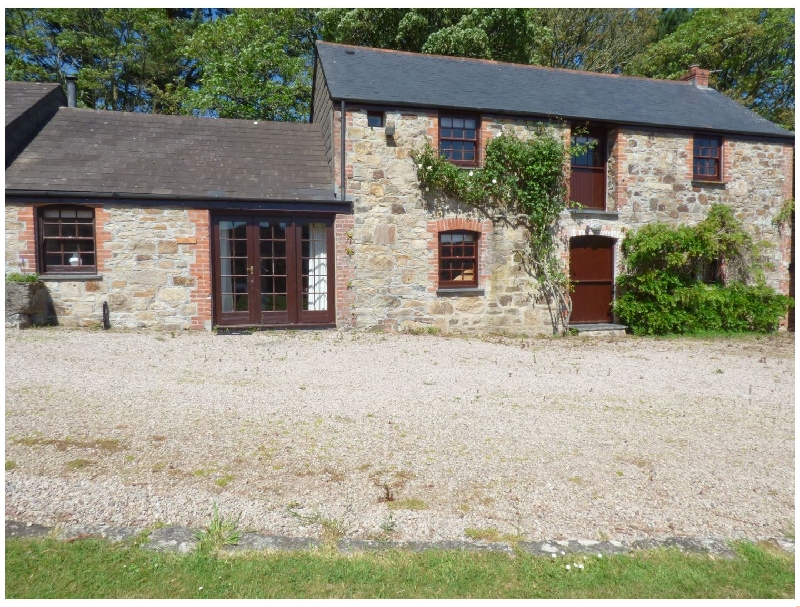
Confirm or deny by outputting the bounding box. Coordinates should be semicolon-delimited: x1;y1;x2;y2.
316;42;794;140
5;106;336;201
5;81;66;166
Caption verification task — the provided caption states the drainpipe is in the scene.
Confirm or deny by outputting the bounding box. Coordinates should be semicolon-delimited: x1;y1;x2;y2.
65;75;77;108
340;100;346;200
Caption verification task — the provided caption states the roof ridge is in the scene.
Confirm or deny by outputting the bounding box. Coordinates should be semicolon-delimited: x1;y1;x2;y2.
57;107;320;129
315;40;689;87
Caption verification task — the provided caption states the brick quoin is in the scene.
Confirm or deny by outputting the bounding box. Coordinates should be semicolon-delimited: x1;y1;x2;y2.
187;209;212;330
15;206;37;272
613;129;628;212
94;207;113;274
334;213;356;326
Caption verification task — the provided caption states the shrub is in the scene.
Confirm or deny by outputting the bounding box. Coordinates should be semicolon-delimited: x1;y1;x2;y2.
614;205;792;335
6;272;39;283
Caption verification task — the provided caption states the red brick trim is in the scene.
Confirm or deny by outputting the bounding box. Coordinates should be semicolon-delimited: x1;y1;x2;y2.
94;207;112;274
334;214;356;327
15;206;37;273
425;217;493;293
612;128;628;212
187;209;211;330
782;144;794;201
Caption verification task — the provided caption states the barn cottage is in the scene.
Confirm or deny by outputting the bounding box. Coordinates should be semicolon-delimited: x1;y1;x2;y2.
5;42;794;332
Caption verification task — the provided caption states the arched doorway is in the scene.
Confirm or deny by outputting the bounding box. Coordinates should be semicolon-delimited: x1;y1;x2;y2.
570;235;614;324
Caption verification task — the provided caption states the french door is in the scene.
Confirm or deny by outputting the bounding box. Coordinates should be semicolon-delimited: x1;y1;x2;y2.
212;215;335;327
570;235;614;324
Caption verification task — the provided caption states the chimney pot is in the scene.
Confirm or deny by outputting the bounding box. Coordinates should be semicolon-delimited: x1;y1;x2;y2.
65;75;77;107
680;65;709;88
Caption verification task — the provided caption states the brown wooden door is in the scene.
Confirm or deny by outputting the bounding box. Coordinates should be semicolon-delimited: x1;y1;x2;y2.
570;236;614;324
213;215;334;327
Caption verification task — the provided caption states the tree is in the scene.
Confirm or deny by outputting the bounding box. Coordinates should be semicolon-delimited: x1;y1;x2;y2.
628;9;795;130
179;8;317;121
529;9;660;72
5;8;207;113
319;8;541;64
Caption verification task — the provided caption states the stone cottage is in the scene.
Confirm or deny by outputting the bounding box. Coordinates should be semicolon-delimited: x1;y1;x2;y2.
5;42;795;333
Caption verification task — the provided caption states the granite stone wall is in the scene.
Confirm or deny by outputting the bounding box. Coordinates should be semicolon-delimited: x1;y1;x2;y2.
4;204;212;329
336;109;793;334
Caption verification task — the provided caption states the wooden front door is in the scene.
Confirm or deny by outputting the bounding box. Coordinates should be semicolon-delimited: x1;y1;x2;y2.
212;216;335;327
570;236;614;324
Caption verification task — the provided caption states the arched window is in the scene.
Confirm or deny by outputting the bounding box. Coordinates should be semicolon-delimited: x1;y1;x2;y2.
38;206;96;274
439;230;478;288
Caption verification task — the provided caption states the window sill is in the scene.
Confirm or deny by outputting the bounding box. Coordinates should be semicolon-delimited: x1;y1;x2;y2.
691;179;725;189
569;209;619;220
436;287;484;297
39;274;102;282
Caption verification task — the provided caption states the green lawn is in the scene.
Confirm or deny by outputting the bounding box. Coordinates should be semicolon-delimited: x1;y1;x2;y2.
5;537;793;599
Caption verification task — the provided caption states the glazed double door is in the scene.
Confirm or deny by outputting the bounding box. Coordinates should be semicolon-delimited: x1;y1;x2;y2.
213;216;334;327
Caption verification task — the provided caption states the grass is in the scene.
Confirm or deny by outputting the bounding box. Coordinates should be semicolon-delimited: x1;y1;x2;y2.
13;436;124;452
386;498;428;511
4;538;792;599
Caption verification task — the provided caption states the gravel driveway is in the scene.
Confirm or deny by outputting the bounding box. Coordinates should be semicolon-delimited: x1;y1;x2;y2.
5;328;794;544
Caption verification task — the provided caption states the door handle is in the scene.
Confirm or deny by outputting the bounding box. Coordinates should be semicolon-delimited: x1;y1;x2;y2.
248;266;254;275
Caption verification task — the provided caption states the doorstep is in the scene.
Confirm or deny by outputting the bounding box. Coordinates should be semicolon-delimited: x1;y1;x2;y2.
569;323;628;336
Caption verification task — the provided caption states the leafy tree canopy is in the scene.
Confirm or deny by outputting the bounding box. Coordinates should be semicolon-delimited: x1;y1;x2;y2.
530;9;660;72
5;8;209;113
179;8;317;121
628;8;795;130
319;8;541;64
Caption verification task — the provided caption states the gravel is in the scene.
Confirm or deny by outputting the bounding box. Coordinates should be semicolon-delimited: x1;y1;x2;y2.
5;328;794;544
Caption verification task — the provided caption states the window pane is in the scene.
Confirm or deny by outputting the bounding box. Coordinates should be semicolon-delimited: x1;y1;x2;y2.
234;239;247;257
440;117;452;128
77;210;93;219
43;209;60;218
368;113;383;127
60;209;76;218
77;223;93;237
464;119;476;129
453;118;464;128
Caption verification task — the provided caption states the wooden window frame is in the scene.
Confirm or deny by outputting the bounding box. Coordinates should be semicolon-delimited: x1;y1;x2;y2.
367;111;384;128
438;230;479;288
693;134;722;181
37;205;97;274
570;127;607;210
439;113;480;167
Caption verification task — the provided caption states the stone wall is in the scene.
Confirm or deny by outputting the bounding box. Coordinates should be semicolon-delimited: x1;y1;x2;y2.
4;204;212;330
336;108;793;335
339;109;565;334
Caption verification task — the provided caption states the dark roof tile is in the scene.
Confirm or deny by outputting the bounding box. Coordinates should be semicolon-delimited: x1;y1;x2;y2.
6;107;336;201
316;41;793;139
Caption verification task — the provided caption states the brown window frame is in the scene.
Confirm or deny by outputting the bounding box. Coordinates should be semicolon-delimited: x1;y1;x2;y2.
37;205;97;274
438;230;479;288
570;127;607;210
439;114;479;167
693;135;722;181
367;111;384;128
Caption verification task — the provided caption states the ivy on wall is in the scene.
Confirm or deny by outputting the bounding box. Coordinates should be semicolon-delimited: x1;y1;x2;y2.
413;128;588;334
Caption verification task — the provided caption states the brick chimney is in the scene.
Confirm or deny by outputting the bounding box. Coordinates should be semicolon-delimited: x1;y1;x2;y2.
680;64;709;88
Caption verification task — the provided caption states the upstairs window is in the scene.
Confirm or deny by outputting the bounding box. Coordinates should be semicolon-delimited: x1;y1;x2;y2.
439;231;478;288
38;206;96;273
439;115;478;166
570;130;606;210
367;111;384;128
693;135;722;181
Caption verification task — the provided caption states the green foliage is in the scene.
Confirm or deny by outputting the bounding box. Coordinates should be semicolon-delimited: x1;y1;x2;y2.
180;8;317;121
5;537;795;598
414;128;580;332
614;205;792;335
530;9;660;72
194;504;241;554
320;8;540;64
773;199;794;227
6;272;39;283
628;9;795;130
5;8;207;113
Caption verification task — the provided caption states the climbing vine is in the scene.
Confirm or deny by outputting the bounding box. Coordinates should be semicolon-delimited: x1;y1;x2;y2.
413;127;587;334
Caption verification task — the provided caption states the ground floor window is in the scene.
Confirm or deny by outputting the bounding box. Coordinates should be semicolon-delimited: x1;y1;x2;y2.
439;230;478;288
38;205;96;274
